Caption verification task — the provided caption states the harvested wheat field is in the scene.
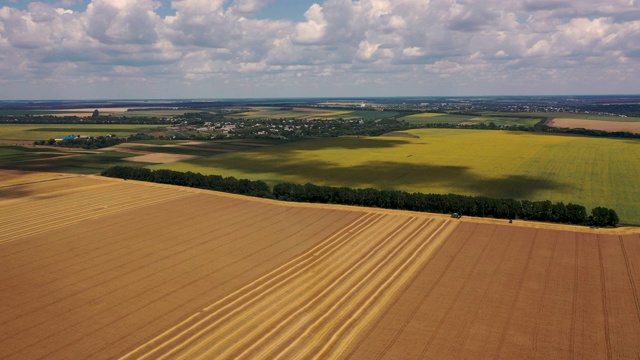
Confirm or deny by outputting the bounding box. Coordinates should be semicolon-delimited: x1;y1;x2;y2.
1;170;639;359
549;118;640;133
122;153;199;164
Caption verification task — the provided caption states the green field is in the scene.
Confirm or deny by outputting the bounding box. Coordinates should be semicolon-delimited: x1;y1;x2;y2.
118;139;286;157
0;138;288;174
402;113;473;124
0;146;150;173
230;107;328;119
0;146;65;163
402;112;543;127
0;124;161;140
116;109;207;117
496;112;640;122
325;110;399;119
0;110;70;116
150;129;640;224
0;108;206;117
228;107;397;120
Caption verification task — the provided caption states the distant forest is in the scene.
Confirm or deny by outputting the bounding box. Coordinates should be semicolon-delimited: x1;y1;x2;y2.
102;166;620;227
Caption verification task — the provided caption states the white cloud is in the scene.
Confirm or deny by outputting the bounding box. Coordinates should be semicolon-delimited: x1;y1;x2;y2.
231;0;274;15
0;0;638;99
402;47;425;57
294;4;327;44
527;40;551;56
84;0;162;44
356;41;380;62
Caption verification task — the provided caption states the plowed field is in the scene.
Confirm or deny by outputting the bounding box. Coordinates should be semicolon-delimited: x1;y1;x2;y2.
1;170;639;359
549;118;640;133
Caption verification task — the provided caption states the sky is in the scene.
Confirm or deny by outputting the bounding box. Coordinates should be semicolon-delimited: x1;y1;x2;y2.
0;0;638;100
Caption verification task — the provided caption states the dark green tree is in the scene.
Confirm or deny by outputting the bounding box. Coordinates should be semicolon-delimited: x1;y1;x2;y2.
590;207;619;227
566;203;588;224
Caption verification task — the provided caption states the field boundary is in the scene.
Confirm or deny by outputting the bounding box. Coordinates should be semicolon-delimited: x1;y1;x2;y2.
91;174;640;235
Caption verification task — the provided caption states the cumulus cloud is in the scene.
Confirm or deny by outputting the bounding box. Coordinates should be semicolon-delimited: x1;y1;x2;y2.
231;0;274;15
294;4;327;44
84;0;162;44
0;0;638;98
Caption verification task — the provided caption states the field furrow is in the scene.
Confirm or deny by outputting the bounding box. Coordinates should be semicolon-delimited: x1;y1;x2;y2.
387;223;479;359
525;231;577;359
531;231;559;352
119;217;459;360
198;217;427;360
342;222;479;360
0;196;251;281
570;234;579;355
83;210;359;359
118;212;384;359
0;183;193;244
0;204;302;322
599;234;640;358
573;233;607;357
1;171;639;360
0;179;146;224
486;229;538;359
619;236;640;326
209;217;420;357
128;214;409;359
252;219;441;360
597;235;614;359
308;220;458;360
345;222;498;359
0;205;334;356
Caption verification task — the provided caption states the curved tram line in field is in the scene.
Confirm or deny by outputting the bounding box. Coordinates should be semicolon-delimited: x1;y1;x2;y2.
0;177;194;245
121;215;457;359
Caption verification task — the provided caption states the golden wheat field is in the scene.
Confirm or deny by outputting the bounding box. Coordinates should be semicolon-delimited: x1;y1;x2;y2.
1;170;639;359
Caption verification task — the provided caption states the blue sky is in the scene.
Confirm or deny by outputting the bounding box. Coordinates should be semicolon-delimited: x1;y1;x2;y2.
0;0;88;11
257;0;317;22
0;0;317;20
0;0;638;99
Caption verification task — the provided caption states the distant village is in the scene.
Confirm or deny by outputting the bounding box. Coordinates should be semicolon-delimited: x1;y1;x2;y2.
162;117;395;140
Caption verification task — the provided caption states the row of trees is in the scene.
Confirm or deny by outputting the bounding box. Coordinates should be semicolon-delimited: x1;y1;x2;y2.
34;133;155;149
271;183;618;226
0;115;169;124
101;166;619;227
533;122;640;139
416;119;640;139
34;136;125;149
102;167;272;198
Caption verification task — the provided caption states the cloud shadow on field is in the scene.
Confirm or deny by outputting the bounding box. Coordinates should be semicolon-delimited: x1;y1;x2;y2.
124;138;411;157
269;137;412;152
199;155;569;200
0;152;153;174
0;186;33;200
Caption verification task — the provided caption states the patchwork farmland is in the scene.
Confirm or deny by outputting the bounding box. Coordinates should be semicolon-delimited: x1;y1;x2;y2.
1;170;639;359
152;129;640;224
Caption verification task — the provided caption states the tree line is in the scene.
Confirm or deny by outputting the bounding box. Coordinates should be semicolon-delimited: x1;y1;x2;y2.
34;133;154;149
101;166;619;227
416;119;640;139
0;115;169;124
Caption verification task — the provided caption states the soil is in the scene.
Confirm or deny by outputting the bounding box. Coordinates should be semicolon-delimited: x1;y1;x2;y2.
548;118;640;134
122;153;199;163
1;170;638;359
